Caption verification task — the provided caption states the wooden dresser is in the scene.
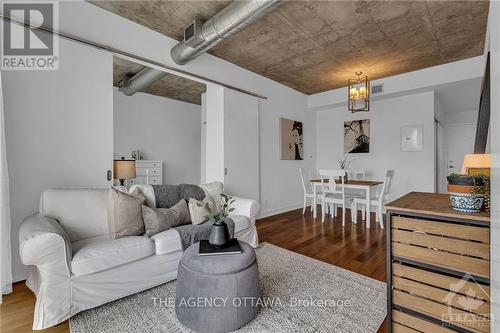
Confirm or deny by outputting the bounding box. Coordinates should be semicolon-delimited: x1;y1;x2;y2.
385;192;490;333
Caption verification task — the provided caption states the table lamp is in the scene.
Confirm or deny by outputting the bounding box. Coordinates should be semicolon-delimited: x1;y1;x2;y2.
461;154;491;176
113;158;136;186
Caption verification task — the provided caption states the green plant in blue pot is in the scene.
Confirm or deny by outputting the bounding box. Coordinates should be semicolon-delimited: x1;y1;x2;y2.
198;194;235;247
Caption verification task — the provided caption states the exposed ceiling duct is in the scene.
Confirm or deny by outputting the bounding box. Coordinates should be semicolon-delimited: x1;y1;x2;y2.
118;67;167;96
171;0;281;66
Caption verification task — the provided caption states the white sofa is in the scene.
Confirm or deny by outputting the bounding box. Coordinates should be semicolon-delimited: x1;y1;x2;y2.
19;186;259;330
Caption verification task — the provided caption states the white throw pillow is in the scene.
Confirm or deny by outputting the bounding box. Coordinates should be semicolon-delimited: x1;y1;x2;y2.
188;196;217;225
199;181;223;198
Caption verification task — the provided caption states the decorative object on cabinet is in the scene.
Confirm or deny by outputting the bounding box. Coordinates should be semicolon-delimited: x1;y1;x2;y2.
131;149;141;160
447;174;485;213
400;124;423;152
386;192;490;333
280;118;303;160
344;119;370;153
113;157;136;186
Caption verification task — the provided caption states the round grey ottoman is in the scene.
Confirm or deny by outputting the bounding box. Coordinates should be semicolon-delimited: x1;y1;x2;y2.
175;241;259;333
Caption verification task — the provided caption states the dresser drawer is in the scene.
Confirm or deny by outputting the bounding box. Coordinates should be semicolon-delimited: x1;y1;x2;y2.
148;176;161;185
136;161;161;168
392;309;456;333
136;167;161;177
391;216;490;278
392;263;490;333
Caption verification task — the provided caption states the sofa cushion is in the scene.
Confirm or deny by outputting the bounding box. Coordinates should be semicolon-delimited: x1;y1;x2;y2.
129;185;156;208
142;199;190;237
150;228;183;255
231;215;250;233
107;187;146;239
39;188;109;242
199;181;224;198
71;236;154;276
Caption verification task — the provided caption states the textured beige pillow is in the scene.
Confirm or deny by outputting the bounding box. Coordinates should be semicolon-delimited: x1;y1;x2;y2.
142;199;190;236
188;196;217;225
107;187;146;239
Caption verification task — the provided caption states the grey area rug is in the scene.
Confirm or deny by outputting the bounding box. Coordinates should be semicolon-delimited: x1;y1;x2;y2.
70;243;386;333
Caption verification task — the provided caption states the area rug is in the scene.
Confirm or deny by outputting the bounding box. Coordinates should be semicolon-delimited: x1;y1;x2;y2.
70;243;386;333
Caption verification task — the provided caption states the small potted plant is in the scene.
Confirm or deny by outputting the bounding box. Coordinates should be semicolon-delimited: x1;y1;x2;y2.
472;175;490;212
198;194;235;247
338;155;354;181
447;173;485;213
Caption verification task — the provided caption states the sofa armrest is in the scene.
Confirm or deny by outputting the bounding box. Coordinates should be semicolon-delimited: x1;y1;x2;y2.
19;214;72;273
229;197;260;225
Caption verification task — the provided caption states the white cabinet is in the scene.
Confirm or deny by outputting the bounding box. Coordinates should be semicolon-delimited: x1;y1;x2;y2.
128;160;163;186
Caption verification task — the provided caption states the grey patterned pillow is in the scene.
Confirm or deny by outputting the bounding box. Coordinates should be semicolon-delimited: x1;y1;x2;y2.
141;199;190;237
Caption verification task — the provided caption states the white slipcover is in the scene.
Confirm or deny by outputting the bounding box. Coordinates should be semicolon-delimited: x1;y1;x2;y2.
71;236;154;276
19;187;260;330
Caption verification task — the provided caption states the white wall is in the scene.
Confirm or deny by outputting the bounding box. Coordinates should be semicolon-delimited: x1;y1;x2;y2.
3;36;113;282
224;89;259;201
488;0;500;329
57;2;315;218
316;91;436;201
113;88;201;184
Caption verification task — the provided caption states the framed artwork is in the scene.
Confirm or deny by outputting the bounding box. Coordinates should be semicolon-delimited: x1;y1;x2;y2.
401;124;424;151
280;118;303;160
344;119;370;153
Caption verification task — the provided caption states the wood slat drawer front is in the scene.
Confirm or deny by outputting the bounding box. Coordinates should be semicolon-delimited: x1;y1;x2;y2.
392;263;490;301
392;310;456;333
392;216;489;243
393;322;420;333
392;229;489;259
392;243;489;278
393;290;490;333
393;276;490;317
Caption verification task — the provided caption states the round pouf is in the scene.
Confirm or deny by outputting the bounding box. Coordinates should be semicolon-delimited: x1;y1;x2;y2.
175;241;259;333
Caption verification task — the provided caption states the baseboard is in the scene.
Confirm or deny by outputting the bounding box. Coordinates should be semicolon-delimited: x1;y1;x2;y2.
258;202;305;219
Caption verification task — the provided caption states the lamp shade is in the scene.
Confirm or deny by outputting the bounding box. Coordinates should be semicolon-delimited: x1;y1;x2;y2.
113;159;136;180
461;154;491;174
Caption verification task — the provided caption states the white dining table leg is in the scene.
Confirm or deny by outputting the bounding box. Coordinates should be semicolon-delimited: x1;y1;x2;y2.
313;183;317;218
366;186;371;228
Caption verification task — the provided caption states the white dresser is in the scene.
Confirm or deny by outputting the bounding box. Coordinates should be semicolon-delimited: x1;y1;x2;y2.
129;160;162;186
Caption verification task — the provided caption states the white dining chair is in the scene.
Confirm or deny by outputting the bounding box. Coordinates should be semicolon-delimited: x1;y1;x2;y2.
347;168;366;180
351;169;394;228
299;168;315;215
319;169;354;225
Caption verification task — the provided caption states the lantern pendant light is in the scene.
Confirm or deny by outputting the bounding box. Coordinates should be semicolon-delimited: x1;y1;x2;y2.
348;71;370;112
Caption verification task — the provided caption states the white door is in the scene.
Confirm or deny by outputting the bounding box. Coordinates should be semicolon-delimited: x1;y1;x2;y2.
223;89;260;201
446;123;476;175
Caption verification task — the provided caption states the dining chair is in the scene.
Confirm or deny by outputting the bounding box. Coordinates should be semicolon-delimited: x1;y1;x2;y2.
319;169;354;225
347;168;366;180
299;168;315;215
351;169;394;228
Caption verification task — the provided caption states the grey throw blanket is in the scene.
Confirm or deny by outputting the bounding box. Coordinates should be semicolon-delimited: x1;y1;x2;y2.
173;218;235;250
152;184;206;208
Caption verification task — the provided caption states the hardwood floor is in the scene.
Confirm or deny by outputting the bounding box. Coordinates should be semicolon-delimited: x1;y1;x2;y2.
1;205;387;333
256;206;388;332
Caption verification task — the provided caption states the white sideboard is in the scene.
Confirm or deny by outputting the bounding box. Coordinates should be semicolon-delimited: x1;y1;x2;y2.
128;160;162;186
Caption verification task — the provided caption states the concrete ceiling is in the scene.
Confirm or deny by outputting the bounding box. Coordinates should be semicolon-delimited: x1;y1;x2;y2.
113;57;206;105
94;1;489;95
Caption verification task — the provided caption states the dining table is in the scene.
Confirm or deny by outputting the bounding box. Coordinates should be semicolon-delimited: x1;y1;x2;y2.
309;178;384;226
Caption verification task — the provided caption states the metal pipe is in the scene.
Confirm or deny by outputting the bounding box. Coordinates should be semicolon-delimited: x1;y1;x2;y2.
118;67;167;96
171;0;281;65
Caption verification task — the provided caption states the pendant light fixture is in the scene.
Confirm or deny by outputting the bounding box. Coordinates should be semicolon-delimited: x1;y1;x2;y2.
348;72;370;112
